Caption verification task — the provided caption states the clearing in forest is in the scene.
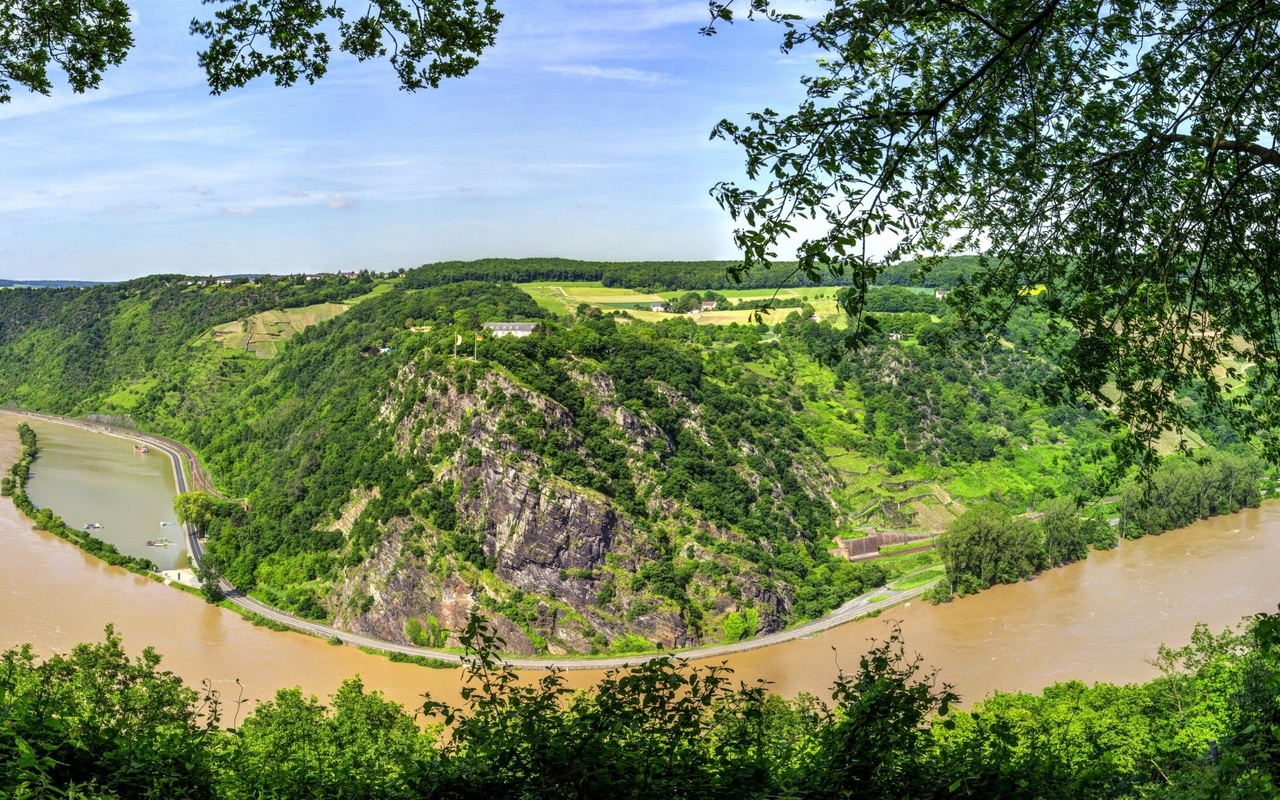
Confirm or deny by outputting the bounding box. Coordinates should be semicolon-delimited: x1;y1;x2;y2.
210;302;350;359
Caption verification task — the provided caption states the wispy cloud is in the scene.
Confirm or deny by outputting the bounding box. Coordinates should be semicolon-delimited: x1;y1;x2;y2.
542;64;679;84
191;185;214;196
221;206;255;215
103;202;159;214
324;194;357;210
284;189;310;198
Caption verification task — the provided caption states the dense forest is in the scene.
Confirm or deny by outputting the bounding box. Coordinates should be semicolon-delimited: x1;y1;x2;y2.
0;273;371;414
401;256;981;292
3;610;1279;799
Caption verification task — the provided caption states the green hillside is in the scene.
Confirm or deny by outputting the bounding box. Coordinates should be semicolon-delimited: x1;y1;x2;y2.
0;271;1263;654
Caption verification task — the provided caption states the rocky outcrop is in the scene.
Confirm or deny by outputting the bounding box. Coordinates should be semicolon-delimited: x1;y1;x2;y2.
328;355;822;655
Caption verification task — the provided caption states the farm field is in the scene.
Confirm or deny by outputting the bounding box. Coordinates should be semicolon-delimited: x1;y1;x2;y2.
517;281;847;326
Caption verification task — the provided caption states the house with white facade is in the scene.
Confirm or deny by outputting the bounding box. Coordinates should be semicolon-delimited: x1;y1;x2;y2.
482;322;539;338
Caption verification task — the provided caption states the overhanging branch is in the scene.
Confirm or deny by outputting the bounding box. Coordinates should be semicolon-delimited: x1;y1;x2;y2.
1152;132;1280;167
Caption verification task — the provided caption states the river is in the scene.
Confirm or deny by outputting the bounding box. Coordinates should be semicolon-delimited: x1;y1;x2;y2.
2;411;1279;717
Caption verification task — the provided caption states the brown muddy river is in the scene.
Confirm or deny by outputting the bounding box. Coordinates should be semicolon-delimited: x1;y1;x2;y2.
2;411;1278;717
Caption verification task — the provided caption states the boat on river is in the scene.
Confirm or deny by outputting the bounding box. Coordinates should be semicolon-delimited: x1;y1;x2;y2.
133;444;149;454
83;522;102;530
145;537;172;547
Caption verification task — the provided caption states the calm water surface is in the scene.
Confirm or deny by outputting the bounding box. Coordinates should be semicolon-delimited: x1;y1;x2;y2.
3;411;1279;716
22;419;185;570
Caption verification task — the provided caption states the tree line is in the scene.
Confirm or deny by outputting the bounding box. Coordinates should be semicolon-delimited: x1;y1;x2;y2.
2;611;1279;799
931;449;1264;601
401;257;979;293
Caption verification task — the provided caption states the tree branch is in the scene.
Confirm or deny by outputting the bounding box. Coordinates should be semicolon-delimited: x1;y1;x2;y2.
1152;132;1280;168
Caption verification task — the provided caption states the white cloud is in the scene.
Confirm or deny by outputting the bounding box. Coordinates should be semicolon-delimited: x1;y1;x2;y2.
221;206;255;215
543;64;679;84
284;189;310;197
191;185;214;196
324;194;357;209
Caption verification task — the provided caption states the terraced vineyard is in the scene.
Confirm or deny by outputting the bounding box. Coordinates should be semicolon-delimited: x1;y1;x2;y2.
210;302;351;358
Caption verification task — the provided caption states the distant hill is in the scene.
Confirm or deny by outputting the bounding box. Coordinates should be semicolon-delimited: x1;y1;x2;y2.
402;256;982;292
0;268;1245;656
0;279;106;288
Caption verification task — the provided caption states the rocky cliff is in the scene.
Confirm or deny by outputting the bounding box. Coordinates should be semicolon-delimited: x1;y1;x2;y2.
327;353;834;656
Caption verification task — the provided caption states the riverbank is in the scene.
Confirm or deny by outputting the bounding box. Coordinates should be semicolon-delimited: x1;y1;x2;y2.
1;409;942;670
7;413;1280;705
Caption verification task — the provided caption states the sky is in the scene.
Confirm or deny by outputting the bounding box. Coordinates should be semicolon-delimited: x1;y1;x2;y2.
0;1;820;282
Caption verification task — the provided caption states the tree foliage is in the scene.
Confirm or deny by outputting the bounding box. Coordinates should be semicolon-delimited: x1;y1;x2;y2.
399;256;934;293
190;0;501;94
4;611;1280;798
712;0;1280;465
0;0;499;102
932;449;1263;601
0;0;133;103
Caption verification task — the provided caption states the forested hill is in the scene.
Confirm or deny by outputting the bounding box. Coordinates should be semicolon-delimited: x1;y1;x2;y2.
0;279;104;288
0;274;372;413
0;277;877;653
0;273;1261;655
402;256;982;292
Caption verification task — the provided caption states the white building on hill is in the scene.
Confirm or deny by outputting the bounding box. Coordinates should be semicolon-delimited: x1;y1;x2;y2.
483;322;539;338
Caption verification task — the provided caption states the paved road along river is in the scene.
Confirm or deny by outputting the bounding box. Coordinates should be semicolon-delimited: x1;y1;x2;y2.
2;412;1279;715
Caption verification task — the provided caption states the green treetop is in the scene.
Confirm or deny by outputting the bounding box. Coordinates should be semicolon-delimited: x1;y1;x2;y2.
710;0;1280;465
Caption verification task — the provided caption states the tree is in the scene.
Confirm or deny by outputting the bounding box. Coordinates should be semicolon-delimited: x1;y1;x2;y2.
1039;497;1089;566
1;0;500;103
173;490;217;533
709;0;1280;466
196;560;225;604
936;502;1045;596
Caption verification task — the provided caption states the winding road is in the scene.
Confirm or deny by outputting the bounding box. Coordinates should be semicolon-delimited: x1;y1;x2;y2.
4;409;940;671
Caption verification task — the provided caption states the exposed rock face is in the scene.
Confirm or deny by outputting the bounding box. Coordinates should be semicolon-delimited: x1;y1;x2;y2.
327;356;824;655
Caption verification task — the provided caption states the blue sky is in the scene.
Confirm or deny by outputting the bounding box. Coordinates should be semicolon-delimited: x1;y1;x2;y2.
0;1;817;281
